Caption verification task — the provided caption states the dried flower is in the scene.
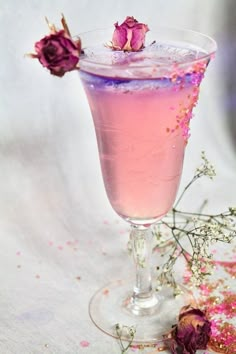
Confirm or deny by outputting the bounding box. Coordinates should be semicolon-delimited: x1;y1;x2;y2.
164;305;211;354
30;15;81;77
110;16;149;51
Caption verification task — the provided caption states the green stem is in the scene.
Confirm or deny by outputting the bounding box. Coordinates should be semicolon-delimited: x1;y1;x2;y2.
173;210;235;233
161;221;191;262
162;221;198;238
174;174;201;208
174;218;194;248
198;199;208;213
174;209;231;219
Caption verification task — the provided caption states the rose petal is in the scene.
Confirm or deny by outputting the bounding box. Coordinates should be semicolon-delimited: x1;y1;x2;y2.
130;26;148;51
112;25;128;49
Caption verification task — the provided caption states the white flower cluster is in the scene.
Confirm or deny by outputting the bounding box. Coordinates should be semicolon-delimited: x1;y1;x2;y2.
190;233;214;286
229;207;236;216
195;151;216;179
188;214;235;285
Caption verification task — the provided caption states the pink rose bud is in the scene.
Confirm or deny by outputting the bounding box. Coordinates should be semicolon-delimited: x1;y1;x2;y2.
111;16;149;51
34;30;80;77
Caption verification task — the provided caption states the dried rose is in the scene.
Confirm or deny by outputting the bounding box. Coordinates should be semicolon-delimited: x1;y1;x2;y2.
34;30;80;77
31;15;81;77
110;16;149;51
163;305;211;354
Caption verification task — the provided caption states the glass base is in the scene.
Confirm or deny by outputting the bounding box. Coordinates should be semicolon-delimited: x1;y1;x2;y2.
89;279;195;344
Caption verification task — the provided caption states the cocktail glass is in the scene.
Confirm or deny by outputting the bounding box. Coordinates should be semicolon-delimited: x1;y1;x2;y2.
79;26;217;343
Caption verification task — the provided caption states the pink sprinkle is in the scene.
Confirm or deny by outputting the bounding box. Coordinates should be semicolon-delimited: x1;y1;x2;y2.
183;269;192;284
66;241;72;245
103;220;109;225
169;106;175;110
103;289;109;295
211;319;220;336
16;251;21;256
48;241;53;246
210;53;216;60
199;284;211;296
58;245;63;250
80;340;90;347
131;345;139;351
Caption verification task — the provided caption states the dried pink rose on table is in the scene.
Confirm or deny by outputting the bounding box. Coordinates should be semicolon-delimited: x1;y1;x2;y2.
31;15;81;77
110;16;149;51
163;305;211;354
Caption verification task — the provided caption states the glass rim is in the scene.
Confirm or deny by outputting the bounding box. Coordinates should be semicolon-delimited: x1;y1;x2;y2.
78;25;217;74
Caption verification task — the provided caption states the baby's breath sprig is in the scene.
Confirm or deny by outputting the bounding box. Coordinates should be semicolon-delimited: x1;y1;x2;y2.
154;152;236;288
115;323;136;353
174;151;216;209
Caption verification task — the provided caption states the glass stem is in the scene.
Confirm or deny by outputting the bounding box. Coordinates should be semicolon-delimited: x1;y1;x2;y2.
128;225;158;315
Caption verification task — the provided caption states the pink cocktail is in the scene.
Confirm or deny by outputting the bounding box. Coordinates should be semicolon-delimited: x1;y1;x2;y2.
79;27;216;342
81;70;201;223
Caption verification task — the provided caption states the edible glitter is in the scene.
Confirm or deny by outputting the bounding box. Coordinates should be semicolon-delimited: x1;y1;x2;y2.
215;260;236;278
196;269;236;353
209;321;236;353
130;343;168;353
205;291;236;319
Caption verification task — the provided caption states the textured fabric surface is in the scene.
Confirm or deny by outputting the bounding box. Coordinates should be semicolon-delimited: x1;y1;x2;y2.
0;0;235;353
